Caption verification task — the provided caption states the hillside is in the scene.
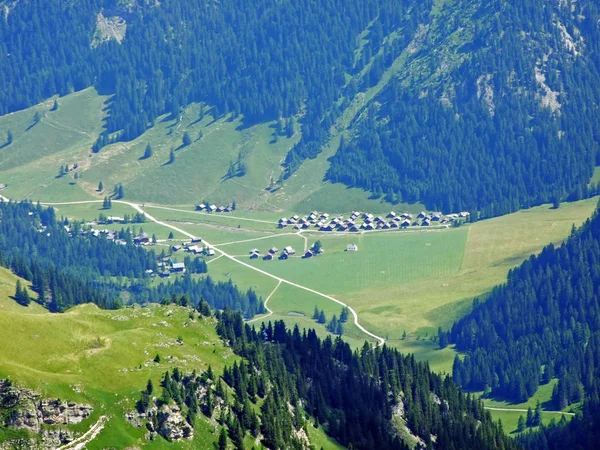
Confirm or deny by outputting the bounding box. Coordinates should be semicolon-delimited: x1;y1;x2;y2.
447;201;600;440
328;0;600;214
0;268;343;449
1;0;598;216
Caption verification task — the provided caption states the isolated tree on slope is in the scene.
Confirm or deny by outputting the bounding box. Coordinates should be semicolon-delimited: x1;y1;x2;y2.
182;131;192;147
144;143;152;159
14;280;30;306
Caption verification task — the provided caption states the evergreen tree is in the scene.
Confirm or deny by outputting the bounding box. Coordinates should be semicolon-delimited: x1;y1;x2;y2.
533;401;542;426
97;181;103;192
318;310;326;324
182;131;192;147
146;379;154;395
217;427;228;450
339;306;349;323
169;148;175;164
14;280;30;306
6;129;13;146
143;143;153;159
51;99;59;111
438;327;448;348
517;415;526;432
327;315;339;333
526;407;534;427
312;306;319;320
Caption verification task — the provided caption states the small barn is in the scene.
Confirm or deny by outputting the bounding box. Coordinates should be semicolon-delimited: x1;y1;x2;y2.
171;262;186;273
346;243;358;252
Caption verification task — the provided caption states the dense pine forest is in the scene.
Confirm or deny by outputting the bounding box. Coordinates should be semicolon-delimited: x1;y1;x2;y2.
328;0;600;214
3;0;600;214
137;308;518;449
0;201;262;315
447;202;600;444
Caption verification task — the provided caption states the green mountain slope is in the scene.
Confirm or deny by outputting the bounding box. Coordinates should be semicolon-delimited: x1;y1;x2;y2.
329;0;600;215
3;0;598;217
0;268;343;449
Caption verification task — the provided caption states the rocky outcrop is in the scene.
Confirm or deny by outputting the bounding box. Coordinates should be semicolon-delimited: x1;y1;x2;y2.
156;404;193;441
1;379;92;445
39;399;93;425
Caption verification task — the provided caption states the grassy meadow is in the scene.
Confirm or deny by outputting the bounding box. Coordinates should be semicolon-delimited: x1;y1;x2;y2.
0;267;343;449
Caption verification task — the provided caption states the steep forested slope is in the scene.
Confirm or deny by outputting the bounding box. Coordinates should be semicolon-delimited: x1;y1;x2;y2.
0;201;263;315
448;201;600;418
0;0;401;146
136;309;519;449
328;0;600;215
3;0;598;215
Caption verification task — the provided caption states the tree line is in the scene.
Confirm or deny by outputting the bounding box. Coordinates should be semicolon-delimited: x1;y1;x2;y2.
327;0;600;216
446;201;600;444
0;201;262;316
137;307;517;449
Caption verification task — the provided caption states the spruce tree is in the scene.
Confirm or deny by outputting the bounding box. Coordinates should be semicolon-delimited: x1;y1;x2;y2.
217;427;228;450
318;310;326;324
144;143;153;159
182;131;192;147
517;415;526;432
169;148;175;164
339;306;349;323
533;401;542;426
312;306;319;320
98;181;103;192
6;129;13;145
438;327;448;348
526;407;534;427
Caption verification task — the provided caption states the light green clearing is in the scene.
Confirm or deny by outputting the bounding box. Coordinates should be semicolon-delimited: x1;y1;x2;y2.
0;267;340;449
481;380;575;435
0;88;403;214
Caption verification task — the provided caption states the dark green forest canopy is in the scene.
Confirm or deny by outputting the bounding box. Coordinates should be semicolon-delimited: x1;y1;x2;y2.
328;0;600;214
5;1;600;215
198;310;519;450
0;201;262;316
448;201;600;441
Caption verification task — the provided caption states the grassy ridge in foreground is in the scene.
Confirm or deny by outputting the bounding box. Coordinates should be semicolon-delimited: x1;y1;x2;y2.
0;267;342;449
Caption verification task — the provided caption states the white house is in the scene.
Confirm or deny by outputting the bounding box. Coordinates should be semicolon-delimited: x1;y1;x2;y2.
346;243;358;252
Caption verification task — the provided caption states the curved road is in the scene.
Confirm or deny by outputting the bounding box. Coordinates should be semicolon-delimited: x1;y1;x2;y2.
484;407;574;416
42;200;386;345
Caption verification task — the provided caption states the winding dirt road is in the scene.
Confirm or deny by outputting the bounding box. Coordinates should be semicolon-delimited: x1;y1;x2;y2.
43;200;386;345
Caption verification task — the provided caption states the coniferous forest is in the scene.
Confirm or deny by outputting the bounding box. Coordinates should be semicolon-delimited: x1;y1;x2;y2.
137;308;517;450
328;0;600;214
0;201;262;316
3;0;600;214
448;202;600;444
